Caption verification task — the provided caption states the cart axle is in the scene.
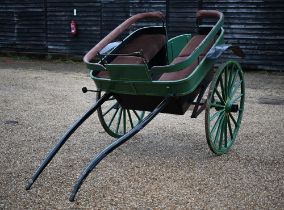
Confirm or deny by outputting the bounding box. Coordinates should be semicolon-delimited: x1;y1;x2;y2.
214;103;239;113
230;104;239;113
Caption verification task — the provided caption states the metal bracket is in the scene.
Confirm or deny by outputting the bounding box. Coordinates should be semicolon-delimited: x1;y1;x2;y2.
191;86;207;118
99;41;122;55
206;44;245;60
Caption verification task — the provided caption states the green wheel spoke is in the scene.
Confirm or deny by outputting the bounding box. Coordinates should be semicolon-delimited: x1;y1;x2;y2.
223;116;228;148
115;108;123;133
229;113;237;127
229;66;238;89
123;109;126;134
219;77;226;101
210;110;224;122
218;116;226;149
231;94;243;104
224;67;228;98
228;116;233;140
97;91;146;138
227;66;233;94
103;103;118;117
230;80;242;98
214;88;225;104
210;112;224;136
127;109;134;129
211;102;225;109
132;110;142;121
218;123;225;150
214;115;224;145
107;106;120;127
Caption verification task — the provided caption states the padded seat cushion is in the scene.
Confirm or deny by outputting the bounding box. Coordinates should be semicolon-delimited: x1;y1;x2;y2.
96;33;166;78
159;35;214;81
111;56;145;64
179;35;206;57
159;58;199;81
115;34;166;62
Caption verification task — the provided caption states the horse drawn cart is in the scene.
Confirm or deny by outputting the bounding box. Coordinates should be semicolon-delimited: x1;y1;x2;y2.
26;10;245;201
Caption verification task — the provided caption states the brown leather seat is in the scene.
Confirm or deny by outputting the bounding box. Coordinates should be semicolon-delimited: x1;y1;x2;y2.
159;58;199;81
114;34;166;62
111;56;145;65
159;35;205;81
97;34;166;78
179;35;207;57
159;35;213;81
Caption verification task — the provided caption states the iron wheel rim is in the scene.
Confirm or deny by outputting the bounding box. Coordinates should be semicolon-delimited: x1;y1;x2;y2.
97;91;145;138
205;61;245;155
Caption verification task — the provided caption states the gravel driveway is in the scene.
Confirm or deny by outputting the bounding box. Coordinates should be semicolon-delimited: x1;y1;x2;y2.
0;57;283;209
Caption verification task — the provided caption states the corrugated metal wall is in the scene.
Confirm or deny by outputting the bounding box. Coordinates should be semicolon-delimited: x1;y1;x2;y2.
200;0;284;71
1;1;283;71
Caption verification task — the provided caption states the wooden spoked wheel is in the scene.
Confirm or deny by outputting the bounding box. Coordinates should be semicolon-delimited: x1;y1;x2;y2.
97;91;145;138
205;61;245;155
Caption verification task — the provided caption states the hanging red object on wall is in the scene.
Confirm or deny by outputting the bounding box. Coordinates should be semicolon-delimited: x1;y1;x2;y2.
70;20;77;36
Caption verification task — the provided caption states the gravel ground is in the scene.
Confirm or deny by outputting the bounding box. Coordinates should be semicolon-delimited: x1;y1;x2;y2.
0;57;283;209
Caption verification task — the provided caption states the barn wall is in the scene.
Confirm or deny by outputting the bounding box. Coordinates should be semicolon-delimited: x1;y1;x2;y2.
46;0;101;55
0;1;283;71
0;0;47;53
100;0;166;41
200;0;284;71
166;0;199;38
46;0;166;55
0;0;166;56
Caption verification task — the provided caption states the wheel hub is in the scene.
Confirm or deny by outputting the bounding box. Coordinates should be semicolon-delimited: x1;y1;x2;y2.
225;101;239;113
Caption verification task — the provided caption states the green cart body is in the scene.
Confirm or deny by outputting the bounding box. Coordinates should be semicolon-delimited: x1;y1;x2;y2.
26;10;245;202
87;11;224;113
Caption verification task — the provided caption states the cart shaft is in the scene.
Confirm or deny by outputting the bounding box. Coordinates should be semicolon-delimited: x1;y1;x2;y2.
26;93;111;190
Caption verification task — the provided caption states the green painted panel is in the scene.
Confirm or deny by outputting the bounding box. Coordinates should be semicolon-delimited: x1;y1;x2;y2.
167;34;191;63
107;64;151;81
90;13;226;97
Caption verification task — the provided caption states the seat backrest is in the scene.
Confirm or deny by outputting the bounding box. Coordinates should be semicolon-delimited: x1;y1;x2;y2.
96;33;166;79
112;34;166;64
159;35;214;81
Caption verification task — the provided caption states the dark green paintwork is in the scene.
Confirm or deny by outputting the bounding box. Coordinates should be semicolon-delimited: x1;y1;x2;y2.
88;14;224;97
167;34;191;64
107;64;152;81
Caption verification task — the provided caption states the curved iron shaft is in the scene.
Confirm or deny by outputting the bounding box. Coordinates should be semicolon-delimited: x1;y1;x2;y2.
69;96;171;202
26;93;111;190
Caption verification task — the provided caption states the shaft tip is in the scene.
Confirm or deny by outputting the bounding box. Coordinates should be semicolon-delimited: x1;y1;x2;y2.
25;179;34;190
69;191;76;202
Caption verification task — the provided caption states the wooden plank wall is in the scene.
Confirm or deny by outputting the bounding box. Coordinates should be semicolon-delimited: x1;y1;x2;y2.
46;0;166;55
166;0;199;38
46;0;101;55
0;0;283;71
201;0;284;70
100;0;166;42
0;0;47;53
0;0;166;56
